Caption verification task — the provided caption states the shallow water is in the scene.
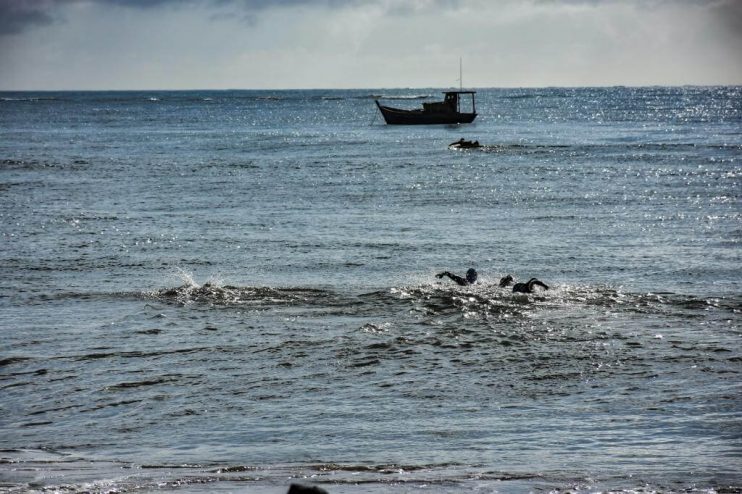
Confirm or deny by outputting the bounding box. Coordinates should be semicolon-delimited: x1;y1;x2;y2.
1;87;740;493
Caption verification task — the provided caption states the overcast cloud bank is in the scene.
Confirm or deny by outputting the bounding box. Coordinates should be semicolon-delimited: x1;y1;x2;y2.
1;0;740;89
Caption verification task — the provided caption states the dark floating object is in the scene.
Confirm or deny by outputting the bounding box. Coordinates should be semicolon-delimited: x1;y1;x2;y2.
375;91;477;125
449;138;481;149
287;484;329;494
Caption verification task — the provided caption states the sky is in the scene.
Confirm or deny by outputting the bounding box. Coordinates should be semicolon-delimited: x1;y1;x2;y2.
0;0;741;90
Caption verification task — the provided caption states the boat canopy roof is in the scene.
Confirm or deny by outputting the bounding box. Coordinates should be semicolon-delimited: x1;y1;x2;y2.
443;91;476;94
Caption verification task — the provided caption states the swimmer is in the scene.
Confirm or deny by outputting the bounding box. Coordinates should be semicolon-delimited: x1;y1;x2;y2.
436;268;478;286
499;275;549;293
512;278;549;293
449;138;481;149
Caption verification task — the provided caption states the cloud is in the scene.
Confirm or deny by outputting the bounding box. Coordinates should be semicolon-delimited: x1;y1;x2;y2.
0;1;56;35
1;0;740;88
0;0;366;34
0;0;464;36
709;0;742;43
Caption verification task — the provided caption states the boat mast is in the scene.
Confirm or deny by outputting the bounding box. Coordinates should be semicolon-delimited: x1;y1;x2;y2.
458;57;463;113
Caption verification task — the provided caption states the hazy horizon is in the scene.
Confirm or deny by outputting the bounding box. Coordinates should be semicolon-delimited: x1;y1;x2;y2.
2;84;741;93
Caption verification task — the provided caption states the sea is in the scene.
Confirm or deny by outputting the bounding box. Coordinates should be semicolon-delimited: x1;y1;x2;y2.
0;87;740;494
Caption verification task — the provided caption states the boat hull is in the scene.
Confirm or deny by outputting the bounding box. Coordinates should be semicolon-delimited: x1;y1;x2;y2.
375;101;477;125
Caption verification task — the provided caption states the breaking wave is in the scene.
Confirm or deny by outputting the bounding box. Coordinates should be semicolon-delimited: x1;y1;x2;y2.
153;283;338;306
132;274;742;322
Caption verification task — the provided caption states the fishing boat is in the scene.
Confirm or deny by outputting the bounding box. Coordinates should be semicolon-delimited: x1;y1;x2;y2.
375;91;477;125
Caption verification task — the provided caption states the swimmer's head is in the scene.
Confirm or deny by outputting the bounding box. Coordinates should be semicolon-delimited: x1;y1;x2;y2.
466;268;477;284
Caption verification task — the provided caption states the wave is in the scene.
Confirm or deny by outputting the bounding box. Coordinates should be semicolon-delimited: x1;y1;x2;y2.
357;94;432;100
449;142;742;156
364;282;742;322
0;157;92;170
26;281;742;319
449;143;570;154
1;158;51;169
18;272;740;321
0;96;59;102
148;282;345;308
104;375;183;391
1;452;732;494
0;356;32;366
502;93;542;99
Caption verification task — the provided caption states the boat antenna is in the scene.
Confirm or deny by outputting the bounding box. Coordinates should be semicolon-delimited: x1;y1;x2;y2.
459;57;463;90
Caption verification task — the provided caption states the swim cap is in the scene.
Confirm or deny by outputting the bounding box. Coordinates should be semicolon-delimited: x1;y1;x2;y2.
466;268;477;284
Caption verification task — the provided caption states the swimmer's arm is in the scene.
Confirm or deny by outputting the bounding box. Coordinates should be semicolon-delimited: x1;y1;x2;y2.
436;271;468;286
532;280;549;291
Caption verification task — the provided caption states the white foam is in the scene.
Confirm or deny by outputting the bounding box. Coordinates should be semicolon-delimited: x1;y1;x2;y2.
173;267;199;288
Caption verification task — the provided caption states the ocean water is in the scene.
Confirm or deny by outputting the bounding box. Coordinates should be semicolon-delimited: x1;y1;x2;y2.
0;87;740;494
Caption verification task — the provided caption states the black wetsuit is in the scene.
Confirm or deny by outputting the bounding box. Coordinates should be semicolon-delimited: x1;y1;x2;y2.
512;278;549;293
436;268;477;286
436;271;469;286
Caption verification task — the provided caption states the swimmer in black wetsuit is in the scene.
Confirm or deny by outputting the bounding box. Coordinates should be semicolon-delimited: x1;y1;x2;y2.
514;278;549;293
436;268;478;286
449;138;481;149
513;278;549;293
499;275;549;293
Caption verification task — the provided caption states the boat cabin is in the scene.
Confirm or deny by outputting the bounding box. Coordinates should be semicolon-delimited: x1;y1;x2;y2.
421;91;476;115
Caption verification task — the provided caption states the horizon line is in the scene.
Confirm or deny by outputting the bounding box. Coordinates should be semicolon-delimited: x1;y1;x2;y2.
1;84;740;92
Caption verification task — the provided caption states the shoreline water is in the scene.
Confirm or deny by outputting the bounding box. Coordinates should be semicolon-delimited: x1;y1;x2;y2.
3;449;739;493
